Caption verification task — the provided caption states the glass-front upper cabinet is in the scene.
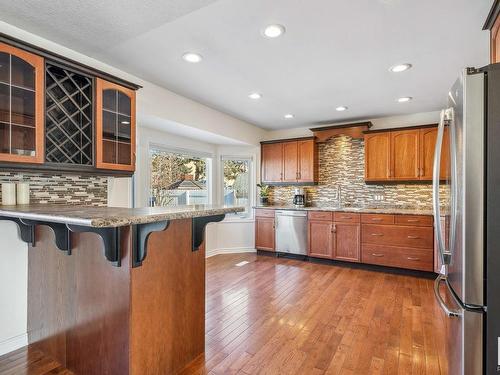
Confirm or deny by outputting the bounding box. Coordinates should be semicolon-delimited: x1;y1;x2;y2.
96;78;136;171
0;42;44;163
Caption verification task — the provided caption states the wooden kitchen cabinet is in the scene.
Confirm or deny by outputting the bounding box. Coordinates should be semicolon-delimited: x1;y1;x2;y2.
0;42;44;163
364;124;446;182
261;143;283;182
255;209;275;251
391;129;420;180
308;220;333;259
282;141;298;182
364;132;391;181
96;78;136;171
261;138;317;184
420;127;450;180
333;222;360;262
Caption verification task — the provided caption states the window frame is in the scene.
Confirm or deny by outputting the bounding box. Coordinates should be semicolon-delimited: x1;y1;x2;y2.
220;155;253;219
148;143;213;207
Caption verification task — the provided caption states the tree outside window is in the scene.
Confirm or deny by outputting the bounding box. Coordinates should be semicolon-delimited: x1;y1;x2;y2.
222;158;251;216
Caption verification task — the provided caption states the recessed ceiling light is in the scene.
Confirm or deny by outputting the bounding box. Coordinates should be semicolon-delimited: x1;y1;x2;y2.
182;52;202;63
389;63;412;73
397;96;413;103
248;92;262;100
284;114;294;119
263;24;286;38
336;106;348;111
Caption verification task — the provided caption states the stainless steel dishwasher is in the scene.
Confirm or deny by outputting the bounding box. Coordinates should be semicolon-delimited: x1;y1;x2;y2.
275;210;308;255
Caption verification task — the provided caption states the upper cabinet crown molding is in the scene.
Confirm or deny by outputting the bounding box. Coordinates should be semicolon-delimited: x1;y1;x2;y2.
310;121;372;142
483;0;500;63
0;42;44;164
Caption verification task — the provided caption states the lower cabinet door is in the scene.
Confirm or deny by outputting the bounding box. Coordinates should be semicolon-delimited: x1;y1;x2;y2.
308;220;333;259
255;217;275;251
333;223;360;262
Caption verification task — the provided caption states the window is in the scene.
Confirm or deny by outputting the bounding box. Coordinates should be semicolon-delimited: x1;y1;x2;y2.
222;156;252;217
149;146;211;207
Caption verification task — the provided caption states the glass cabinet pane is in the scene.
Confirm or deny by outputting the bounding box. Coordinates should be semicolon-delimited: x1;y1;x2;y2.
103;90;116;111
103;110;116;140
0;53;9;85
117;114;131;142
118;91;131;115
11;125;35;155
11;55;35;89
0;83;8;123
11;87;35;127
103;140;117;164
0;122;9;153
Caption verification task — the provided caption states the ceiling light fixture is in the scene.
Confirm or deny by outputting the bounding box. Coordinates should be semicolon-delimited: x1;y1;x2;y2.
121;120;130;125
263;24;286;38
182;52;203;63
248;92;262;100
397;96;413;103
389;63;412;73
335;106;348;111
284;114;294;119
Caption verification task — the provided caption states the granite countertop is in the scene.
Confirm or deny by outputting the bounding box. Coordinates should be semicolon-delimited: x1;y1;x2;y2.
253;205;435;216
0;204;244;228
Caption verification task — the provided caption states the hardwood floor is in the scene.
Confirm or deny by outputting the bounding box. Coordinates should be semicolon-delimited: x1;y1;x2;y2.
0;253;448;374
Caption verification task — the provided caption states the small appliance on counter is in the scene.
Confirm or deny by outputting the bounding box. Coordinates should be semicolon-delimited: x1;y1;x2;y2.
293;188;306;207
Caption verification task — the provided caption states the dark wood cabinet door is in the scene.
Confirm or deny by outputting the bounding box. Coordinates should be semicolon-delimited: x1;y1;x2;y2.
391;129;420;180
96;78;136;171
297;139;316;182
261;143;283;183
0;43;44;164
282;141;298;182
364;133;390;181
255;217;275;251
333;223;360;262
308;220;333;259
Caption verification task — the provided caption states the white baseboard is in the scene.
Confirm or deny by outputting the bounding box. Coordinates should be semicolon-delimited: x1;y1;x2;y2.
206;247;256;258
0;333;28;356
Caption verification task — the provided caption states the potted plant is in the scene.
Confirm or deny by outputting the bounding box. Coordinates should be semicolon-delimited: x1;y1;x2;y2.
257;183;270;206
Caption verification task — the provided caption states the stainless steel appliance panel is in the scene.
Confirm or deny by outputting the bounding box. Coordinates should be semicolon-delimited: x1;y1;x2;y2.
275;210;308;255
446;71;485;307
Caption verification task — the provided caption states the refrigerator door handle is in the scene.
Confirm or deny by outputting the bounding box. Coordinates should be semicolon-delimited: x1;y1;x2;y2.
434;274;462;317
433;110;449;265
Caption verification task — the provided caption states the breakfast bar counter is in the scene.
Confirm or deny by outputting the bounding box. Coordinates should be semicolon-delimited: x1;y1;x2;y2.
1;204;243;375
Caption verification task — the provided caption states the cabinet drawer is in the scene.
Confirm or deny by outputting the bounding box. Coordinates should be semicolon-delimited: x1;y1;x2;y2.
334;212;360;223
255;209;276;218
361;224;433;249
395;215;433;227
308;211;333;221
361;214;394;225
362;244;433;272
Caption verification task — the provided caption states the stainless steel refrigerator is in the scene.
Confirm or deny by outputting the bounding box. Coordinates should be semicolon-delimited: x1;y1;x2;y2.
433;65;500;374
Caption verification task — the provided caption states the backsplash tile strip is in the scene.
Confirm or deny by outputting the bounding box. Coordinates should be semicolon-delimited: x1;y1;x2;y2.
0;172;107;206
269;135;449;208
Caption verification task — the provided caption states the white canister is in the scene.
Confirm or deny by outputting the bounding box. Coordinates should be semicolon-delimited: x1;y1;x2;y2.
2;183;17;205
16;183;30;205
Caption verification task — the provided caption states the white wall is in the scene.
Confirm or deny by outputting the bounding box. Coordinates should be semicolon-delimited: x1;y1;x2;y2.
0;222;28;355
263;111;441;140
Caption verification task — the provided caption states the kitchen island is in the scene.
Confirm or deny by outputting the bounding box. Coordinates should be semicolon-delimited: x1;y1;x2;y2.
0;204;243;375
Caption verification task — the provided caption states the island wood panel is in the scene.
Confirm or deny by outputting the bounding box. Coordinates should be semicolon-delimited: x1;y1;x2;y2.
282;141;298;182
308;220;333;259
390;129;420;180
261;143;283;182
333;222;360;262
364;132;391;181
28;225;131;375
131;218;205;375
297;139;316;182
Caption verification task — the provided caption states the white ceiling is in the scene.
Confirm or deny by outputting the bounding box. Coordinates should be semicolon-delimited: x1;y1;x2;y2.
0;0;492;130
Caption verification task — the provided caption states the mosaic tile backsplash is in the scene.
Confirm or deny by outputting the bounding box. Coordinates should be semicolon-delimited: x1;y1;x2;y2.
269;135;449;208
0;172;107;206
